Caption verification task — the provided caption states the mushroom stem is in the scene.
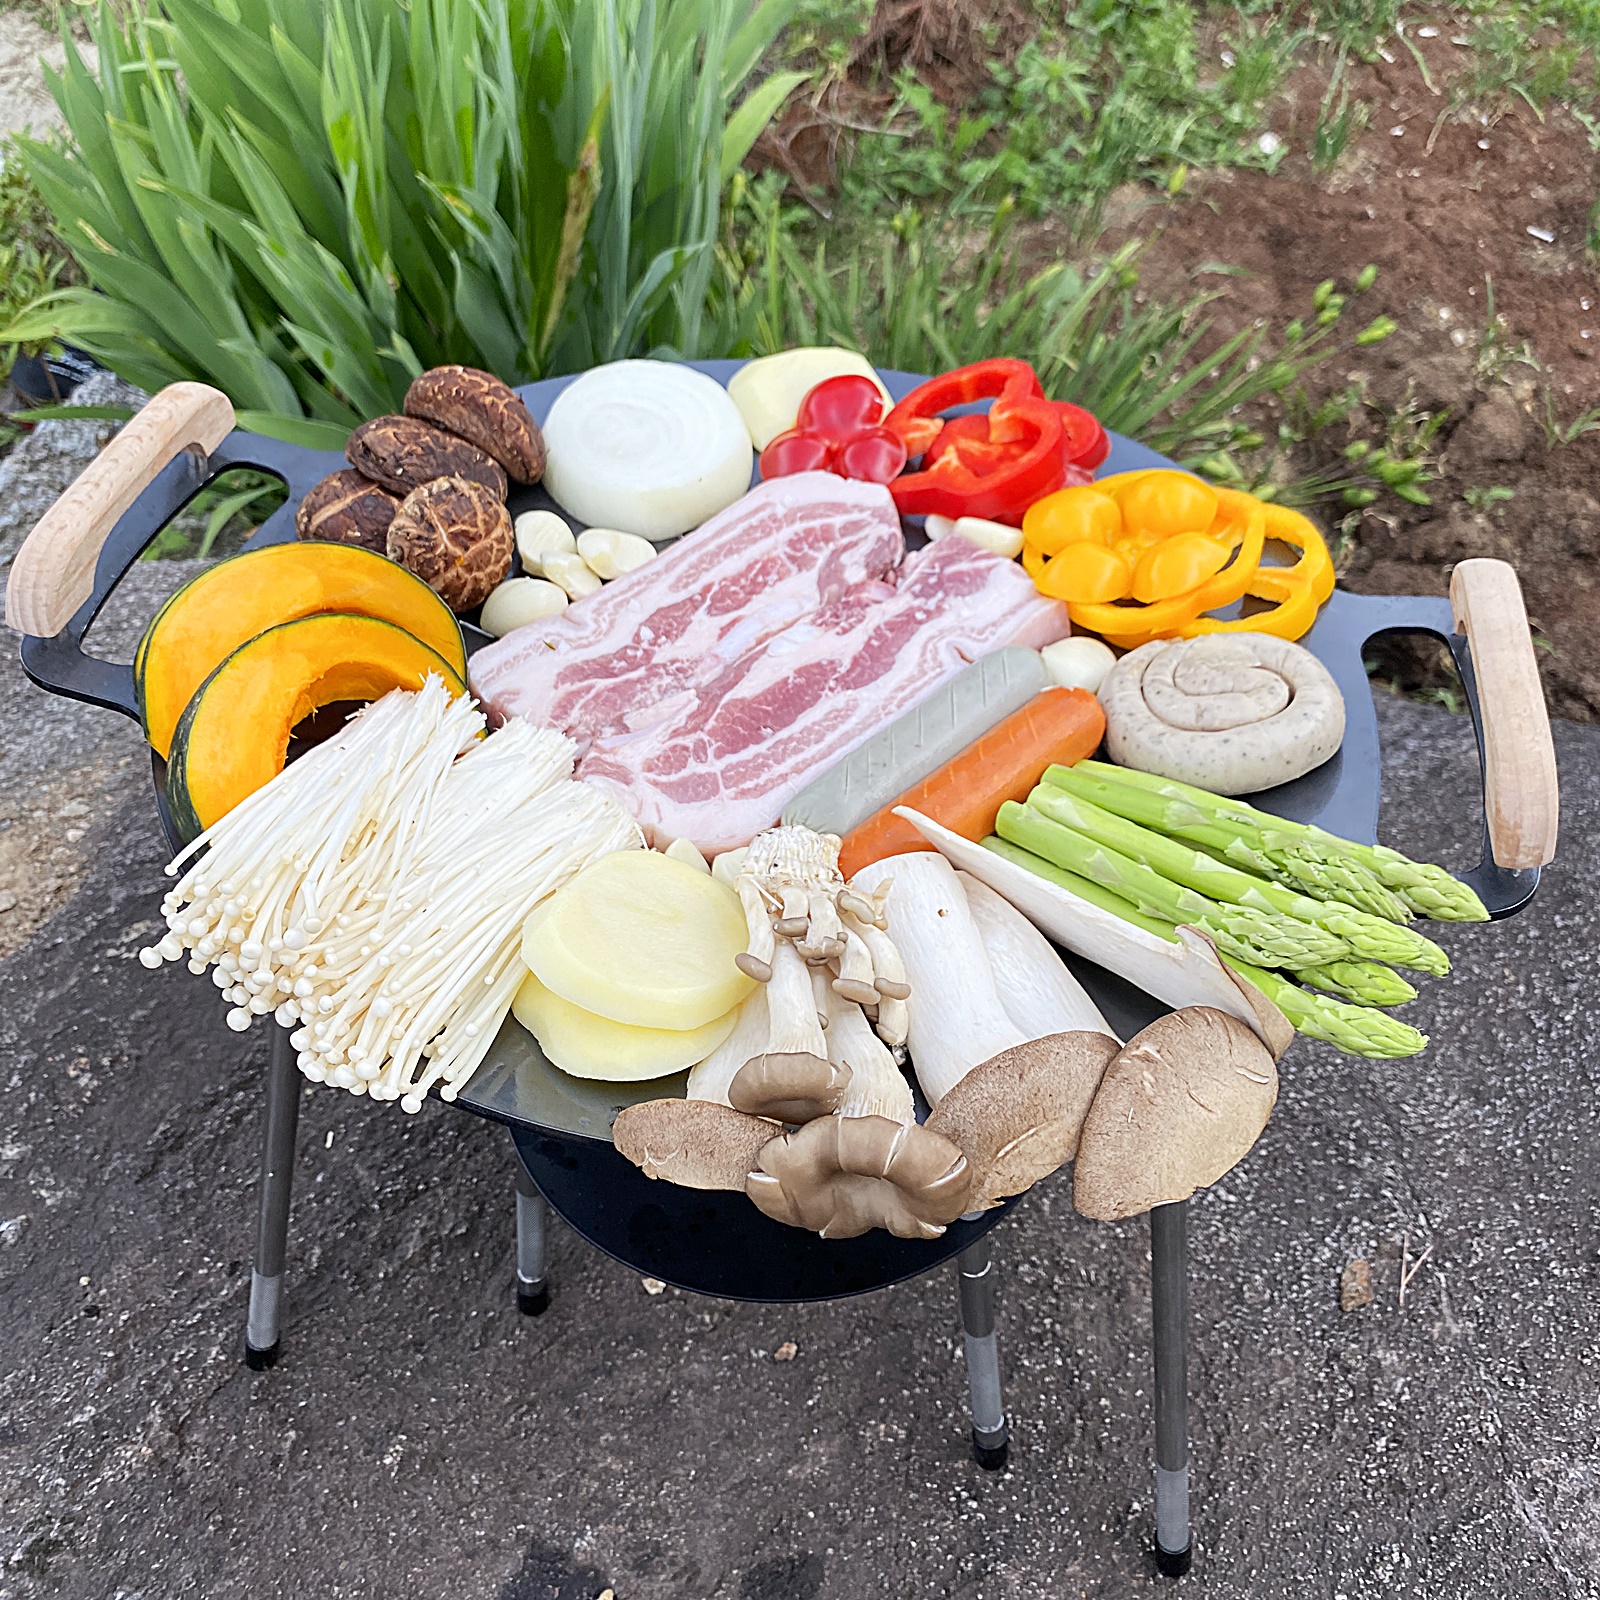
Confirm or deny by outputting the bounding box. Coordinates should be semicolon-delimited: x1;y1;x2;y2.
824;986;914;1124
850;853;1023;1103
685;988;773;1105
735;877;775;983
727;938;849;1121
831;926;881;1007
841;909;910;1001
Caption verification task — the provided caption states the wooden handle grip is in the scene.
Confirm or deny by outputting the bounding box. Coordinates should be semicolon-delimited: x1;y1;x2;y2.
4;382;235;638
1450;558;1559;869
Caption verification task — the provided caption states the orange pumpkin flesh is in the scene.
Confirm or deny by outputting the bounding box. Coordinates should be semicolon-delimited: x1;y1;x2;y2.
166;613;466;835
138;542;465;759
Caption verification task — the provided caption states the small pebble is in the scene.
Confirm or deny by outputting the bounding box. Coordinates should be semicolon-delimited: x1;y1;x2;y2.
1340;1258;1375;1312
641;1277;666;1296
773;1340;798;1362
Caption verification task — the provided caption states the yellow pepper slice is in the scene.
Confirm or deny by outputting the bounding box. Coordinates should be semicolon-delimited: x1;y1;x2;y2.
1021;540;1049;582
1179;566;1322;641
1020;485;1121;556
1131;532;1231;603
1261;503;1336;602
1067;495;1265;639
1037;541;1132;603
1113;470;1218;538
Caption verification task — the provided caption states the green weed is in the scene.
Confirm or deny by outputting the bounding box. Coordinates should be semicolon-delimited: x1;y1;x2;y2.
1541;392;1600;446
1463;483;1516;514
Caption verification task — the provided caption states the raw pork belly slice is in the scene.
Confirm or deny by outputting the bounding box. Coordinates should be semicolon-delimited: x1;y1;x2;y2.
467;472;904;746
580;536;1071;853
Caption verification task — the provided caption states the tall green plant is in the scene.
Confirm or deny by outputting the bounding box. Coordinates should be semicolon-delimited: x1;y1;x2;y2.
9;0;801;447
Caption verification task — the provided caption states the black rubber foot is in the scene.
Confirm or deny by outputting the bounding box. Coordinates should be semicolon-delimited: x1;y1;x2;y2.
517;1281;550;1317
1154;1542;1193;1578
244;1340;280;1371
971;1433;1009;1471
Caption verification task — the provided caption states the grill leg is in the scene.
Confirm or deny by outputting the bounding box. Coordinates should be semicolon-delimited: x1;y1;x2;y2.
1151;1200;1192;1576
514;1154;550;1317
245;1024;301;1370
957;1232;1008;1470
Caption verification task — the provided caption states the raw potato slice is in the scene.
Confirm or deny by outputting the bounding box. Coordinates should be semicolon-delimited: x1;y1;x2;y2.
521;850;756;1030
512;972;739;1082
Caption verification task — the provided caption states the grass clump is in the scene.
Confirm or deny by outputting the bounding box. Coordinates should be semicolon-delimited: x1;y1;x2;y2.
6;0;802;448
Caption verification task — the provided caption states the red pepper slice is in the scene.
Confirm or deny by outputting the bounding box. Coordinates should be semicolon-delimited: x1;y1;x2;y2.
1055;401;1109;469
797;374;886;444
834;426;908;485
886;360;1069;522
759;430;835;478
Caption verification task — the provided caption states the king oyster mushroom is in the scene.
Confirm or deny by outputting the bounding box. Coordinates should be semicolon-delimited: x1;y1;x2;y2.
1073;1007;1279;1221
852;851;1121;1209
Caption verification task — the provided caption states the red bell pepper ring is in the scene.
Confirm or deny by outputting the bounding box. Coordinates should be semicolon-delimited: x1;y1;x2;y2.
885;359;1071;523
1055;400;1109;469
758;374;905;485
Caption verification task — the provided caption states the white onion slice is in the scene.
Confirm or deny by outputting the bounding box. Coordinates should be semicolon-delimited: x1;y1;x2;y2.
542;361;754;541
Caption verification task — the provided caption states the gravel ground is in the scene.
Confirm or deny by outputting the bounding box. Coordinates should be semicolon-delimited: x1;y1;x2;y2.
0;634;1595;1599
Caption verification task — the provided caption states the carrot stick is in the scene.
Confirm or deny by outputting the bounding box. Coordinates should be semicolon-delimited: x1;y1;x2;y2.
837;686;1106;878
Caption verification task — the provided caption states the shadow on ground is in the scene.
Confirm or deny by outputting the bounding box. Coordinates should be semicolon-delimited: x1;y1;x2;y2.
1;678;1596;1600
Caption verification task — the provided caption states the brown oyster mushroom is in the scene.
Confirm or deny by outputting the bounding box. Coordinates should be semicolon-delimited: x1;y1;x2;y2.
294;468;400;552
347;414;508;499
928;1030;1120;1208
1073;1007;1279;1222
726;939;849;1122
745;1114;973;1240
386;476;513;612
404;365;545;484
612;1099;780;1191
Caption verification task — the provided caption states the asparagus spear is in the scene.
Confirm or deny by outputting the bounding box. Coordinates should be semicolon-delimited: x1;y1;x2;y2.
995;802;1350;971
1047;761;1489;922
1296;960;1418;1006
981;837;1429;1060
1040;761;1414;921
1026;783;1451;977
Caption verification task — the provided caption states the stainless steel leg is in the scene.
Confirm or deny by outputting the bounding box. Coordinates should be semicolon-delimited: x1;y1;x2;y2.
1151;1200;1192;1576
513;1155;550;1317
957;1232;1008;1470
245;1023;301;1370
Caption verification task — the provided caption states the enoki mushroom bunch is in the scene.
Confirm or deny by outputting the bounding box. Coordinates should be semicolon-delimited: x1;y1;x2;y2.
140;680;640;1110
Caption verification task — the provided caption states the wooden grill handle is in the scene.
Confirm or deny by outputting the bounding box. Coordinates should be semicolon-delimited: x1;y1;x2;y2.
4;382;235;638
1450;558;1559;869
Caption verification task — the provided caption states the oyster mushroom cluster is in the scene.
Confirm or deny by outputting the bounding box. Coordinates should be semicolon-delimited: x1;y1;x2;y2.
296;364;544;613
616;827;1286;1245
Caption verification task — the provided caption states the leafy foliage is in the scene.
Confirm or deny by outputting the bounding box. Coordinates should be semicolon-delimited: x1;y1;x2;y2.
0;148;73;383
713;179;1395;492
7;0;799;446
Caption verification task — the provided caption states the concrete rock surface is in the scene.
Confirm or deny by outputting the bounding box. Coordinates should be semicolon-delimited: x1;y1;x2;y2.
0;677;1596;1600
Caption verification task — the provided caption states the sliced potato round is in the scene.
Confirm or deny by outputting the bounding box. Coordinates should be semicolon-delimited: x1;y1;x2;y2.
512;971;739;1081
521;849;755;1030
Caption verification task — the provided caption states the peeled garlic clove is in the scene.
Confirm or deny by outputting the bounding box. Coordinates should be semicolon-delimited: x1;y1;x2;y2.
542;550;604;600
1040;635;1117;694
950;515;1024;560
515;509;576;575
479;577;569;637
664;837;710;873
577;526;657;580
711;846;748;887
924;514;956;541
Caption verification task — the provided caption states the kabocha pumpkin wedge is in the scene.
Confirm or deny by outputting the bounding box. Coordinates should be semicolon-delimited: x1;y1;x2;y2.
137;543;465;759
165;613;466;837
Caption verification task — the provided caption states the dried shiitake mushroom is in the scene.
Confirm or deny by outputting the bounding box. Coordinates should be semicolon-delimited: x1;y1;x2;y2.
347;415;507;499
404;366;546;484
386;476;513;613
294;469;401;553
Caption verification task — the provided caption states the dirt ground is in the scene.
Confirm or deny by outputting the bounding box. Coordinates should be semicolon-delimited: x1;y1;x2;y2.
1105;42;1600;721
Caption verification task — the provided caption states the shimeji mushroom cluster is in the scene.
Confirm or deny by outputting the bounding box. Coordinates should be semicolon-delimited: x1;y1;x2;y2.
140;679;640;1110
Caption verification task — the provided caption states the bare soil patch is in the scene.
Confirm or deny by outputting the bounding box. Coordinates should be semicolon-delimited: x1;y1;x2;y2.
1105;44;1600;720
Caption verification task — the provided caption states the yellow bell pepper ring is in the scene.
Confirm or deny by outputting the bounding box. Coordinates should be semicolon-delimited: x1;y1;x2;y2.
1179;565;1322;641
1261;503;1335;603
1020;485;1121;556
